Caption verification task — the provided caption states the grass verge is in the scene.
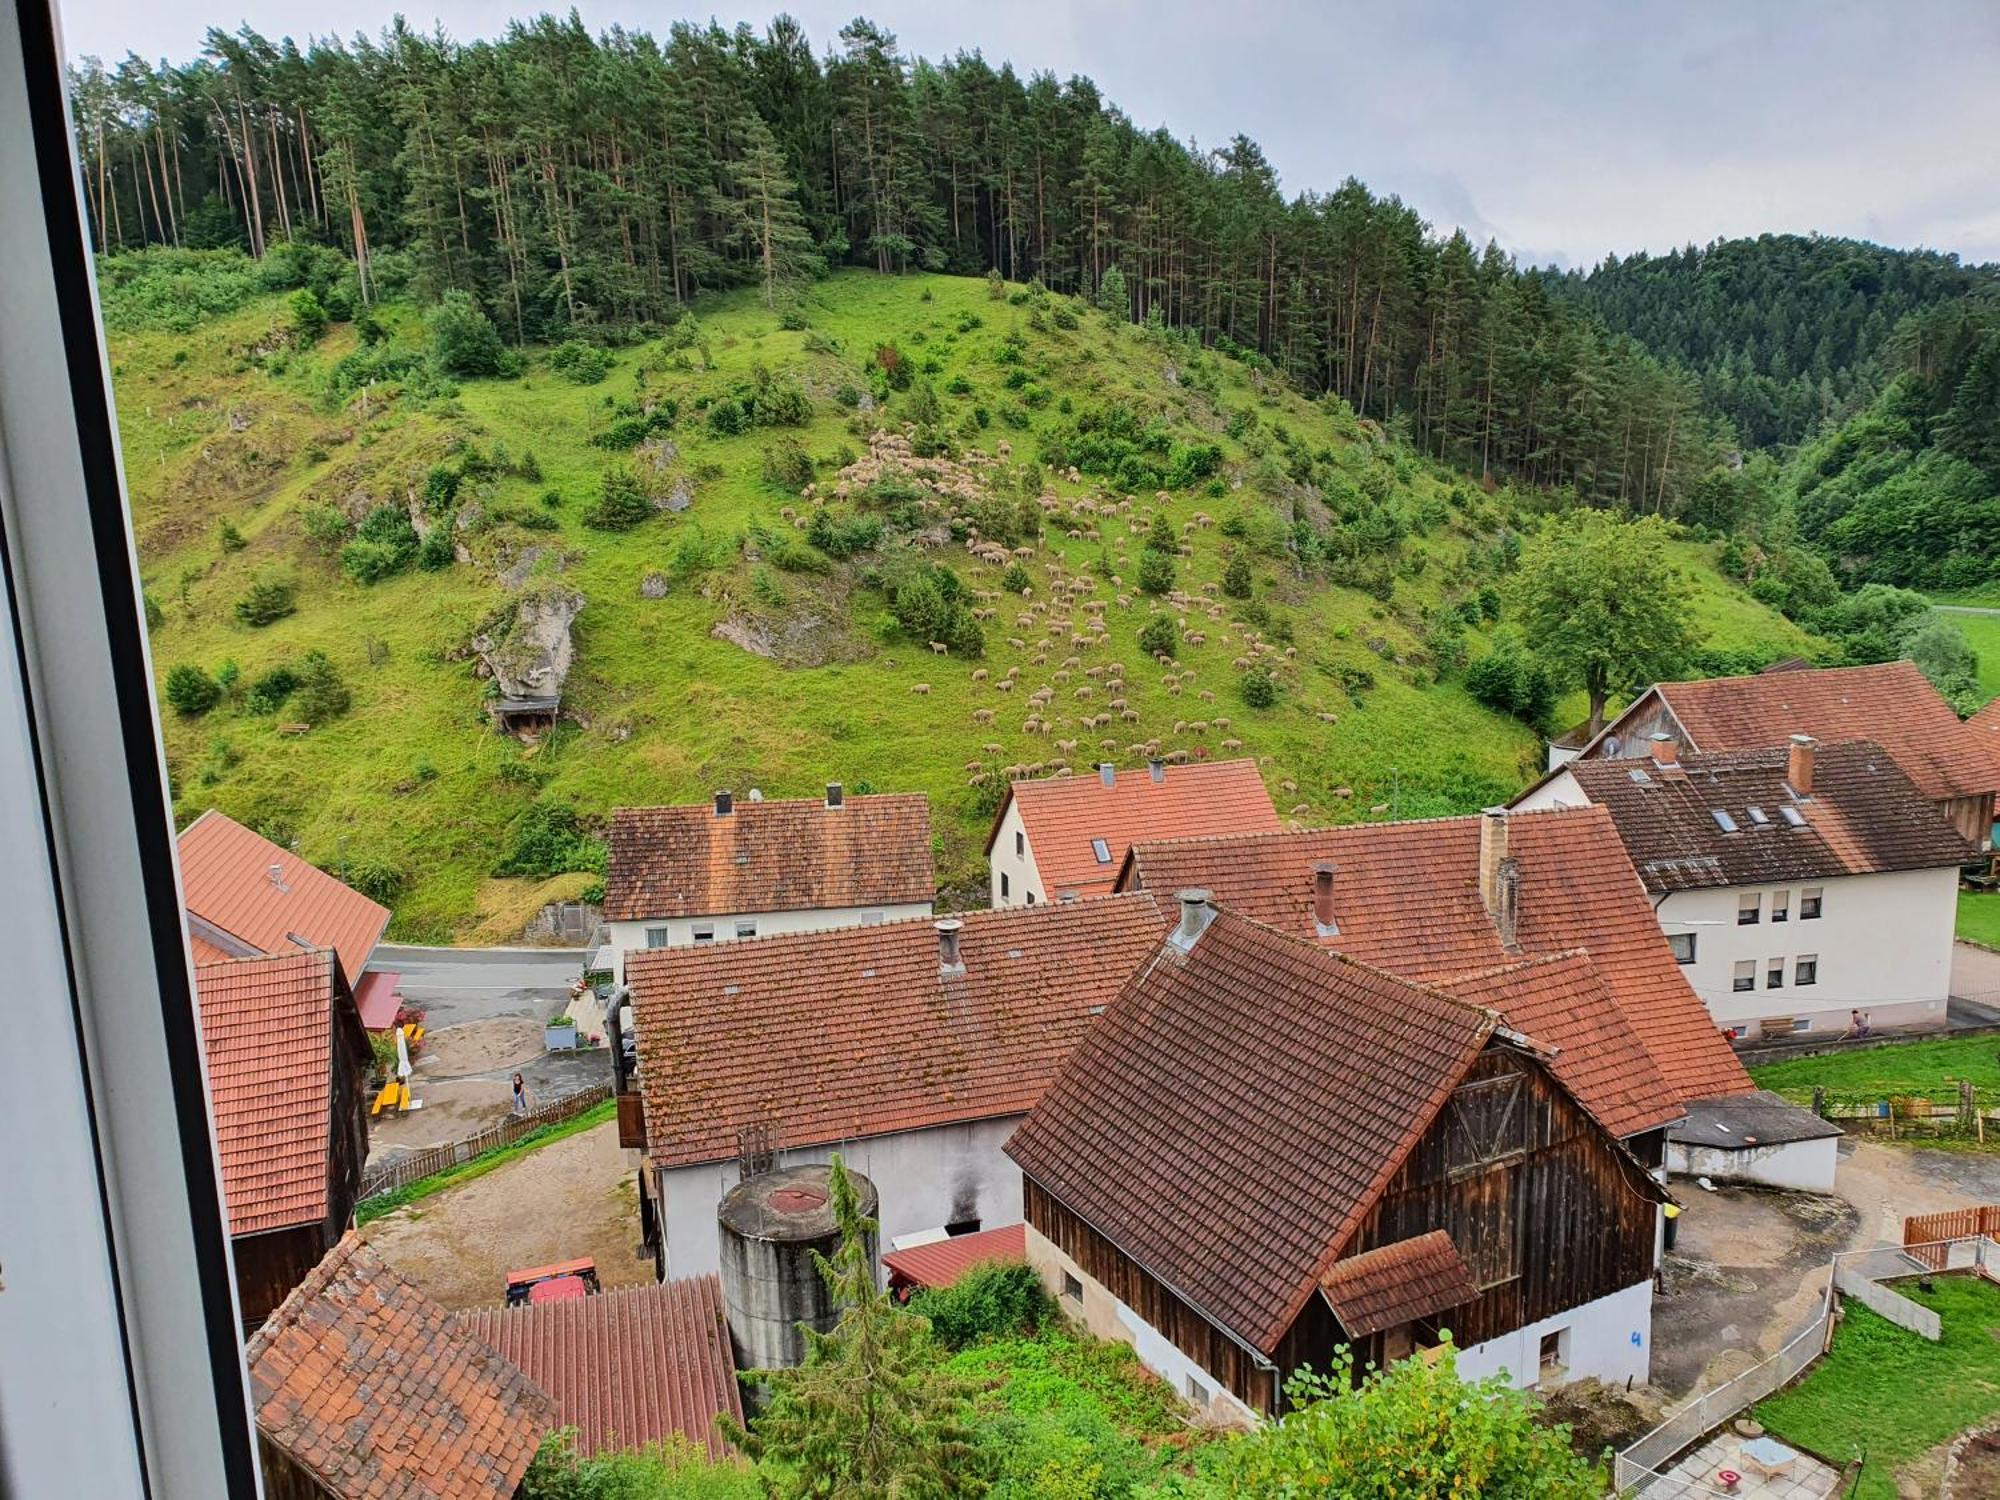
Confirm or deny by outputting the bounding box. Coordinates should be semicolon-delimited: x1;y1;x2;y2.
1750;1034;2000;1109
1960;890;2000;948
356;1097;616;1225
1755;1277;2000;1499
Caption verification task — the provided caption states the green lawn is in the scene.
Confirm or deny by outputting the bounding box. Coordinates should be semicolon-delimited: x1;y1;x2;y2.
1755;1276;2000;1499
1938;608;2000;702
1961;890;2000;948
1750;1033;2000;1109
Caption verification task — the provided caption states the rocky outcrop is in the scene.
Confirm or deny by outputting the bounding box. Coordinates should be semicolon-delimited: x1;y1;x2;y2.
472;585;583;702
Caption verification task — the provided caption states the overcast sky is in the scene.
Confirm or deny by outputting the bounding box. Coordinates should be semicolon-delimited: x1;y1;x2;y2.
54;0;2000;269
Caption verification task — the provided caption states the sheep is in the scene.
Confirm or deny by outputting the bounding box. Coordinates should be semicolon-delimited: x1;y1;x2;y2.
1005;665;1022;679
1074;685;1094;700
910;682;932;695
1212;717;1230;731
1198;689;1215;703
972;708;995;724
1315;711;1338;724
994;679;1016;693
1007;637;1027;651
1281;779;1298;793
983;742;1004;755
970;668;989;682
1187;721;1208;736
964;760;984;774
930;641;949;656
1221;738;1243;750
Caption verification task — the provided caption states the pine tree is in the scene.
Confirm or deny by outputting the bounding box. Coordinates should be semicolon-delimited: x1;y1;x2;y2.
724;115;821;309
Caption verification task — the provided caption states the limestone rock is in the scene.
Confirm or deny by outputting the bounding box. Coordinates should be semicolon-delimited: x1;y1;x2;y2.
471;585;583;701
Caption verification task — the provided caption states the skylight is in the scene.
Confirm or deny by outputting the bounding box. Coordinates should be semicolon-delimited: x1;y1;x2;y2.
1746;806;1770;826
1711;809;1740;834
1779;806;1806;828
1628;768;1653;785
1090;837;1113;864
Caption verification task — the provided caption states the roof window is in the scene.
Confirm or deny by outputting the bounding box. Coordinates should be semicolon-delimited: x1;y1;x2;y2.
1090;837;1113;864
1711;809;1740;834
1746;806;1770;826
1779;805;1806;828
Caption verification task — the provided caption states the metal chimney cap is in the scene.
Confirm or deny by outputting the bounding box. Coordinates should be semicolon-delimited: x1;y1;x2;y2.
1098;762;1117;787
934;918;965;934
1789;733;1817;747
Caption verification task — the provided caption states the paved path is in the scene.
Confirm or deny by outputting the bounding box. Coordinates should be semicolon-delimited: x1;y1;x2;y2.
370;943;585;1028
1934;604;2000;617
1952;941;2000;1016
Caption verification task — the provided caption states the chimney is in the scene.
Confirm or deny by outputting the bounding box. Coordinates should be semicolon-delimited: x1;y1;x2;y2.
1494;858;1521;950
935;918;964;974
1648;732;1679;768
1099;762;1117;788
1148;758;1166;784
267;862;286;889
1787;734;1816;797
1311;861;1338;936
714;789;733;817
1170;888;1215;949
825;782;844;809
1478;807;1509;920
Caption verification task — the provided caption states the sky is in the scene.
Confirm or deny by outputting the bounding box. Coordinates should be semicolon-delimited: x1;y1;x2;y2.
54;0;2000;269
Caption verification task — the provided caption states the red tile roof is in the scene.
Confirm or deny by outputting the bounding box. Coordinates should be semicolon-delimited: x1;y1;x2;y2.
883;1224;1028;1291
1559;741;1975;892
1646;661;1995;802
1006;909;1499;1354
991;759;1281;900
1120;805;1749;1111
605;793;933;921
178;809;390;976
461;1277;743;1460
195;950;362;1236
1319;1231;1481;1338
1436;952;1681;1139
628;894;1171;1168
248;1235;556;1500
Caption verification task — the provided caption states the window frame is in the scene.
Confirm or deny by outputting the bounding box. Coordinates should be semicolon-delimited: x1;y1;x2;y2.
1770;890;1789;923
1766;959;1785;990
1795;954;1819;987
1800;887;1823;919
1732;960;1756;993
645;925;671;949
691;922;716;943
734;918;758;939
1737;893;1761;925
1667;931;1697;965
1062;1271;1083;1302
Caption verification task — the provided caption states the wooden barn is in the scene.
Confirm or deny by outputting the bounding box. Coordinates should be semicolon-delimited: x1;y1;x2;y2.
194;949;371;1328
1006;895;1670;1419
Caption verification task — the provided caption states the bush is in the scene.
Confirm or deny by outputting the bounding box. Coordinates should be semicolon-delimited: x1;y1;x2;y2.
1222;550;1252;600
427;291;511;378
340;505;419;583
1240;668;1278;708
705;398;751;438
344;860;405;906
582;466;652;531
300;504;347;552
1138;616;1178;658
416;529;456;571
1001;561;1032;594
908;1262;1051;1349
1136;549;1175;596
884;556;984;656
164;663;221;716
232;578;296;627
761;437;814;490
498;798;606;879
287;287;327;344
423;464;461;513
548;341;612;384
752;379;813;427
244;664;299;714
292;651;351;723
1465;632;1559;730
217;518;248;552
806;509;884;559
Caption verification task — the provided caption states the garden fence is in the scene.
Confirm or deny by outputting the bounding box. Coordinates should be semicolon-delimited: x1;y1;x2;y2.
358;1081;612;1201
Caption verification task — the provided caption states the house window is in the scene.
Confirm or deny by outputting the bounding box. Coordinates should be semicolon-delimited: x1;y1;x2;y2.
1800;887;1823;919
1726;1025;1748;1039
691;923;716;943
1796;955;1818;987
945;1217;981;1237
645;926;671;949
1737;894;1760;925
1733;961;1756;993
1090;837;1113;865
1015;830;1025;857
735;919;758;939
1062;1271;1083;1302
1792;1016;1813;1033
1539;1330;1565;1373
1025;891;1036;906
1766;959;1785;989
1186;1375;1209;1406
1668;932;1697;965
1771;891;1790;923
1000;872;1011;899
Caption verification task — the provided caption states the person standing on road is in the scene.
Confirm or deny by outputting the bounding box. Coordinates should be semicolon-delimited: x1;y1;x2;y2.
512;1071;529;1116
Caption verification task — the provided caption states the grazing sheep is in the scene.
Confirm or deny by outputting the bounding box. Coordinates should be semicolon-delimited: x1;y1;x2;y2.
1005;665;1021;679
1281;779;1297;793
1074;685;1094;699
1120;708;1140;722
970;668;989;682
1315;711;1338;724
1212;717;1230;731
965;760;984;774
1221;738;1242;750
1188;721;1208;736
911;682;932;695
983;742;1003;755
1198;689;1215;703
930;641;950;656
972;708;995;724
994;679;1015;692
1007;637;1027;650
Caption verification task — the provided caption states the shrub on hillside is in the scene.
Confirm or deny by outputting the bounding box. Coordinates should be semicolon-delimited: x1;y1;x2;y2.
806;509;883;559
548;341;612;384
1465;632;1559;731
1222;550;1253;600
908;1262;1051;1349
164;663;221;716
232;578;297;627
340;505;419;584
1240;668;1278;709
1136;549;1175;597
217;518;248;553
344;860;405;906
244;664;299;714
883;556;984;656
498;798;606;879
761;437;814;490
292;652;351;723
705;398;751;438
582;466;652;531
1138;616;1178;658
427;291;512;379
300;503;348;553
1001;561;1031;594
288;288;328;344
752;378;813;427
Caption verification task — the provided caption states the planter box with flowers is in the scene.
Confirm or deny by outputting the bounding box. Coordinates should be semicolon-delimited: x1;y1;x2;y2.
544;1014;578;1051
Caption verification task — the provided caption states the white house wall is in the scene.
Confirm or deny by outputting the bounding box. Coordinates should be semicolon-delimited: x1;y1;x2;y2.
1667;1135;1839;1193
607;901;932;983
656;1114;1024;1280
1656;867;1955;1036
987;800;1047;909
1451;1279;1654;1392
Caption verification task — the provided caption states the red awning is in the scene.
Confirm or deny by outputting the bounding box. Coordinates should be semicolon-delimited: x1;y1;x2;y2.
354;970;402;1031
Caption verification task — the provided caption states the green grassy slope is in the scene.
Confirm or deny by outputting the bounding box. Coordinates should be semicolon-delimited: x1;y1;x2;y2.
119;270;1809;938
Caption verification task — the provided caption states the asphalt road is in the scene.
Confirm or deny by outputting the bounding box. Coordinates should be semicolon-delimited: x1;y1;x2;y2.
369;943;587;1029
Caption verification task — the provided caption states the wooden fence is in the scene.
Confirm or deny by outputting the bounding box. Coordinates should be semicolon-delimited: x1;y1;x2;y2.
1904;1205;2000;1270
359;1082;612;1201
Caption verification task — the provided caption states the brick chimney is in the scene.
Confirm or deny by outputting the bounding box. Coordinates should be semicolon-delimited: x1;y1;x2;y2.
1170;888;1214;949
1648;732;1679;767
1478;807;1509;919
936;918;965;975
1099;762;1117;788
1311;861;1338;936
825;782;844;808
1787;734;1816;796
714;789;733;817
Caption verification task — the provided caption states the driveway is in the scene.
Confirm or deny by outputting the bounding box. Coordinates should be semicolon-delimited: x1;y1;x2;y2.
1951;941;2000;1020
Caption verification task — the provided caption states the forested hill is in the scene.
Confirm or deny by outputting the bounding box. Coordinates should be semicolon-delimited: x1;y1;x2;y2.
1557;235;1995;450
79;14;1735;516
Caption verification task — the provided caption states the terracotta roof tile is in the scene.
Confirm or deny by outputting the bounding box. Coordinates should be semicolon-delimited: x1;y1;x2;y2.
1006;910;1497;1354
1319;1230;1481;1338
1649;661;1994;802
992;759;1281;900
248;1235;556;1500
1560;741;1975;892
461;1277;742;1460
882;1224;1028;1291
178;809;390;976
1120;806;1749;1112
606;793;932;921
196;950;358;1236
630;895;1172;1167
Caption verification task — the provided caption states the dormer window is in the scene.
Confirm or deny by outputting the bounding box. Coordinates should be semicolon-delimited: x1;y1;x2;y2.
1090;837;1113;865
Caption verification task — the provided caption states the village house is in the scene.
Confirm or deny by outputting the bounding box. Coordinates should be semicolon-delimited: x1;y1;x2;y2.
1516;734;1974;1040
1551;660;1997;851
246;1235;556;1500
622;894;1171;1279
985;756;1280;908
1005;897;1672;1420
461;1275;743;1460
195;949;372;1327
603;786;934;984
177;808;400;1030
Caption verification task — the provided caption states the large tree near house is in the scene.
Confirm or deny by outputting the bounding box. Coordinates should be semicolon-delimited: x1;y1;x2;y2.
1513;509;1696;734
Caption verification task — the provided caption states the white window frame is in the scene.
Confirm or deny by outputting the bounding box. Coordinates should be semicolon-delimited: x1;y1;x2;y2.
691;922;716;943
734;918;758;939
1770;890;1789;923
1732;960;1756;993
1737;893;1760;925
1796;954;1819;986
645;925;670;949
1766;958;1785;990
1800;886;1823;919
